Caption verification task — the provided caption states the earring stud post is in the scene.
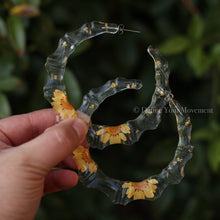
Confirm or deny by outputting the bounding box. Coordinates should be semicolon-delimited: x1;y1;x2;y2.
121;28;141;33
118;24;140;34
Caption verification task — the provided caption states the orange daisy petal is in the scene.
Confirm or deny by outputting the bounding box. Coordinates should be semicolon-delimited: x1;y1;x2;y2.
96;128;105;135
72;146;97;173
119;132;127;141
133;190;145;200
88;162;98;173
143;188;154;198
120;124;131;134
126;186;135;199
101;132;111;143
147;179;159;185
109;134;121;144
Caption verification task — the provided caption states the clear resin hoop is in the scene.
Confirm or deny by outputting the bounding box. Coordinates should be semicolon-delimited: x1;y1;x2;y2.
44;21;193;205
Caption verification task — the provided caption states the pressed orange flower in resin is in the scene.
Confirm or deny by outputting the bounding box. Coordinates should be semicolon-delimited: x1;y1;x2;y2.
72;146;97;173
122;179;158;200
51;89;77;120
96;124;130;145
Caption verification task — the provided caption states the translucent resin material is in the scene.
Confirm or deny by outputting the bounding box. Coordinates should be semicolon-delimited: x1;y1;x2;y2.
44;21;193;205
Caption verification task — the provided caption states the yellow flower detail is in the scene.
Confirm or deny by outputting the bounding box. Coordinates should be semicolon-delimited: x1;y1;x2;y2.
122;179;158;200
96;124;131;144
185;121;191;126
62;41;67;47
51;89;77;120
83;27;89;33
111;82;116;88
177;158;183;162
131;83;136;89
89;104;95;109
72;146;97;173
126;83;136;89
155;60;161;66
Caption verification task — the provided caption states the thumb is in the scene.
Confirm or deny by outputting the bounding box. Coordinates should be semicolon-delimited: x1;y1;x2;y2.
19;117;88;170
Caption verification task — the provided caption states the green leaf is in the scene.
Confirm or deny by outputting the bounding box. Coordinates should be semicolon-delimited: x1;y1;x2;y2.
210;43;220;67
0;55;15;76
193;123;220;141
208;138;220;172
158;35;190;55
7;15;26;55
0;93;11;118
0;17;7;37
186;47;211;77
188;14;204;40
0;76;21;91
211;43;220;57
24;0;41;6
11;0;22;4
192;129;214;141
64;69;82;108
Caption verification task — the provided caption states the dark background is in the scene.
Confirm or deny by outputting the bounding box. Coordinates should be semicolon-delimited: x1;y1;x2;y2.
0;0;220;219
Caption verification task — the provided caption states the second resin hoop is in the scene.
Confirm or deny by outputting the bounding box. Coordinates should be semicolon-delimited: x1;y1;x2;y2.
44;21;193;205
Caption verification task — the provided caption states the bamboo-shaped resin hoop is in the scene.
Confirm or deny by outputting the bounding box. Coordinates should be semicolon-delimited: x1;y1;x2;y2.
44;21;193;205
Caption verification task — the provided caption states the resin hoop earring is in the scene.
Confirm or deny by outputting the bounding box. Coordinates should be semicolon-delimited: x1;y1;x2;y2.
44;21;193;205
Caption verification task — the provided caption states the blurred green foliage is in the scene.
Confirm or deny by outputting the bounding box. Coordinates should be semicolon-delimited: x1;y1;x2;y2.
0;0;220;219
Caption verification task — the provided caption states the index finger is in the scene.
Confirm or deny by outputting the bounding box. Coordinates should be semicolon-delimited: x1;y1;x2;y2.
0;109;56;146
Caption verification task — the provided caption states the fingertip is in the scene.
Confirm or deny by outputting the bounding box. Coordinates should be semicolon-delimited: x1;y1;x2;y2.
76;110;91;126
58;117;88;144
21;116;88;170
72;118;88;143
44;169;78;194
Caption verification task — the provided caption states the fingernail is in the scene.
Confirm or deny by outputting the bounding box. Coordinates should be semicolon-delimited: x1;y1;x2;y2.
72;118;88;142
76;110;90;125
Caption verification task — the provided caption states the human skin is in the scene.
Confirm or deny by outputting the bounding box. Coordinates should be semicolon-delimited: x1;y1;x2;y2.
0;109;89;220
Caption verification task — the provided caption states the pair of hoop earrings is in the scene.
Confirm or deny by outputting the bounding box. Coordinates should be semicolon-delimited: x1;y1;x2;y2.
44;21;193;205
